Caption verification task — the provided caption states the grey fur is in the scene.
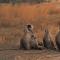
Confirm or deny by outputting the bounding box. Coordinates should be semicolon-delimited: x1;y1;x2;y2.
43;28;55;50
20;24;38;50
55;31;60;50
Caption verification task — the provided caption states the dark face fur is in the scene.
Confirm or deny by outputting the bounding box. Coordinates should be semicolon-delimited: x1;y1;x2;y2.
27;25;32;32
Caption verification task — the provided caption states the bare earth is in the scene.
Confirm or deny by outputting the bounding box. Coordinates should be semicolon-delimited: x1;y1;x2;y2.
0;50;60;60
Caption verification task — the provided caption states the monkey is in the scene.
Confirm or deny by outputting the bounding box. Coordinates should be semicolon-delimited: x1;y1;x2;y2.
20;24;38;50
55;31;60;51
43;28;55;50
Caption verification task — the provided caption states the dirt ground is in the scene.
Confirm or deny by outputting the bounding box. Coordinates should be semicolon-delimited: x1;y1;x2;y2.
0;50;60;60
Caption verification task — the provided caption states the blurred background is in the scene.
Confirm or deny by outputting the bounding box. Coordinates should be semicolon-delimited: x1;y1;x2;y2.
0;0;59;3
0;0;59;49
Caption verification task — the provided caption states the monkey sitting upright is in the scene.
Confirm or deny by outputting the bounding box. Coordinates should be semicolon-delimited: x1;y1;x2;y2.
20;24;38;50
43;28;55;50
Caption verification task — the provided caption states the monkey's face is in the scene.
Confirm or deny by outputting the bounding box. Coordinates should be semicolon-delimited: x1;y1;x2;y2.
27;24;33;32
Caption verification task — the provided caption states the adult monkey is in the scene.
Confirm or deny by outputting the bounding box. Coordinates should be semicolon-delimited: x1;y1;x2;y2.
55;24;60;51
43;28;55;50
20;24;38;50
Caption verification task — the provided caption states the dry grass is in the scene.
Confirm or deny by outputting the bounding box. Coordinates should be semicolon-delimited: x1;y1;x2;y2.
0;3;60;49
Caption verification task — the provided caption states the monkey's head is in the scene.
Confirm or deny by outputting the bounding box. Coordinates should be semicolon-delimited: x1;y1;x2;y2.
45;28;49;34
24;24;33;32
27;24;33;31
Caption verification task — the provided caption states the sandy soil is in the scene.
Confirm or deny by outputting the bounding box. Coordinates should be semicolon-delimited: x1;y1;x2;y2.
0;50;60;60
